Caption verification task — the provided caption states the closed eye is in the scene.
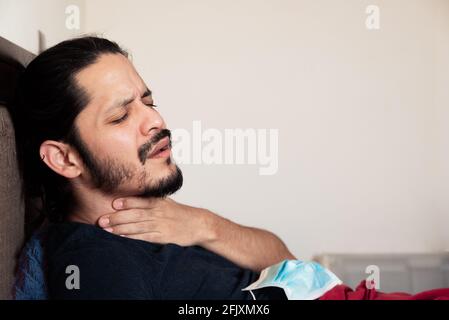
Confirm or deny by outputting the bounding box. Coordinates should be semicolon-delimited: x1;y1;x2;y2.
111;112;129;124
111;104;157;125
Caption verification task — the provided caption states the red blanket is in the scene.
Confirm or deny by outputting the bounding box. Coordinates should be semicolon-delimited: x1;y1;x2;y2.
319;281;449;300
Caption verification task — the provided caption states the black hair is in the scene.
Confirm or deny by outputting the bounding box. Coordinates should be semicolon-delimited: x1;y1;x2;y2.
11;36;128;237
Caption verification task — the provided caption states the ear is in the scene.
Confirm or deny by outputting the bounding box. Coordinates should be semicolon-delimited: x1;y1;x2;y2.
39;140;82;179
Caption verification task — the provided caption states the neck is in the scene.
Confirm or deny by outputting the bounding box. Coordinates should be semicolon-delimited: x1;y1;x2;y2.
66;180;128;226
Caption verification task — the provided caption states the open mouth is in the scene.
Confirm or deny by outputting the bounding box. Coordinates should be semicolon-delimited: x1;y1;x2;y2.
147;137;171;159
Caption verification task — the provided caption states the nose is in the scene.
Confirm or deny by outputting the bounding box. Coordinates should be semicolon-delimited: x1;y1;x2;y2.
139;104;166;137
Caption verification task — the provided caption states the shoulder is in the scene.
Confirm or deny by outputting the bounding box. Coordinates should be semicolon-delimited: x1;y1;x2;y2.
45;221;121;254
45;222;139;268
45;222;154;299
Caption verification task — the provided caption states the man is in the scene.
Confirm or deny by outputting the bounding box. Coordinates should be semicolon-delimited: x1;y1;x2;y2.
12;36;294;299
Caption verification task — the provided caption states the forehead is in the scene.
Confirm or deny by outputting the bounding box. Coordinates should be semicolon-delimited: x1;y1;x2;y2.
75;53;147;109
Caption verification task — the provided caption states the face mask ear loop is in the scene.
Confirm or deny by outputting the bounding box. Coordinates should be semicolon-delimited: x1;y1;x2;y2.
249;290;256;300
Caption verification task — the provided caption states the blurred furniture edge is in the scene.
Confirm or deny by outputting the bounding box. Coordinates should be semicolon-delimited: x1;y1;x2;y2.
313;252;449;294
0;35;35;300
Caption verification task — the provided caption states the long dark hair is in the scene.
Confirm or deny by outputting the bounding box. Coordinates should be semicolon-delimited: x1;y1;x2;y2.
11;36;128;238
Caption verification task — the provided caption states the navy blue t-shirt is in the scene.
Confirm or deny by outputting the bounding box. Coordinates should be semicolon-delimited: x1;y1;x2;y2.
45;222;286;300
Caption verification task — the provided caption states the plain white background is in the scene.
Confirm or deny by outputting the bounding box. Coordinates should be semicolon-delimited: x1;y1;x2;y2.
1;0;448;260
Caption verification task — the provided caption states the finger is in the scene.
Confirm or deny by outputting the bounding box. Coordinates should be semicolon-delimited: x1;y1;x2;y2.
97;211;119;227
112;196;160;210
104;209;156;227
123;232;165;243
106;220;158;235
98;209;145;227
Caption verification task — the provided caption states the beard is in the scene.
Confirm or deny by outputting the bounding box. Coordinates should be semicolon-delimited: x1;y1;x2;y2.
66;126;183;198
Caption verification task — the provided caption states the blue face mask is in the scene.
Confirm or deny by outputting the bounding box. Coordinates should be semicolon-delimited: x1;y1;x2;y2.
242;260;342;300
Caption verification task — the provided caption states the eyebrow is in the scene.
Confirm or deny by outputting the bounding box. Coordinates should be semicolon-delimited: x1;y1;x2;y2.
105;88;152;115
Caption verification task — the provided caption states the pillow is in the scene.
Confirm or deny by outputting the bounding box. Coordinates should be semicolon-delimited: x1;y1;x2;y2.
13;229;48;300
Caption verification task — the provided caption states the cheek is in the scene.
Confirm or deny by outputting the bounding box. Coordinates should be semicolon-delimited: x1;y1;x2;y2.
94;131;138;160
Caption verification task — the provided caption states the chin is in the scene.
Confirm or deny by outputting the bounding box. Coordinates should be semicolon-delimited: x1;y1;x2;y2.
153;158;176;172
139;164;183;198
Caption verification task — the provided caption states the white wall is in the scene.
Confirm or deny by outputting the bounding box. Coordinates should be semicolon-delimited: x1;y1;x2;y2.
434;0;449;250
5;0;447;260
83;0;449;260
0;0;85;54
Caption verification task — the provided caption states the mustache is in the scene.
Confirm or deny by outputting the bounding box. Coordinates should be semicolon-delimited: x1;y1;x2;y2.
138;129;172;165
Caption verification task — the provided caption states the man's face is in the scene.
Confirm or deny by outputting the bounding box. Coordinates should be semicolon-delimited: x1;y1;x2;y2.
72;53;182;197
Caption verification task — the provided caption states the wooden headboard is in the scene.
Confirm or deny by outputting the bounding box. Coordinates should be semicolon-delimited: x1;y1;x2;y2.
0;36;35;108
